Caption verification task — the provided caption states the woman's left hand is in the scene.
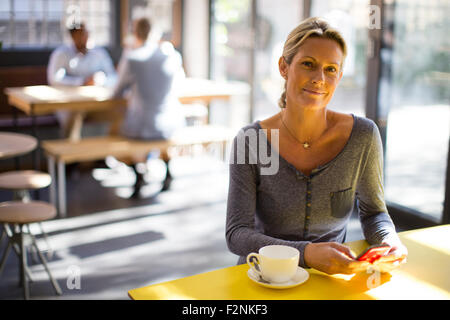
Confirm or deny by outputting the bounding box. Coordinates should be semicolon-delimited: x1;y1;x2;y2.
373;240;408;273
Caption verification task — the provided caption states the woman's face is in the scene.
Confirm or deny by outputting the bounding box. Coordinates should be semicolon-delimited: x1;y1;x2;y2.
279;37;344;111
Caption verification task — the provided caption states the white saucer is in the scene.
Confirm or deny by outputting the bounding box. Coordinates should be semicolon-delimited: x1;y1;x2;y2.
247;267;309;289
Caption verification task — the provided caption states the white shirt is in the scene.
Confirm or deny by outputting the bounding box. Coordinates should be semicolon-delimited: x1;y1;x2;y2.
47;44;117;87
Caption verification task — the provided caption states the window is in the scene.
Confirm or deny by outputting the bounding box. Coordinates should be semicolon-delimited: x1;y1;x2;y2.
253;0;302;121
210;0;252;83
311;0;371;117
209;0;253;128
0;0;113;49
127;0;174;37
383;0;450;222
210;0;303;124
122;0;181;52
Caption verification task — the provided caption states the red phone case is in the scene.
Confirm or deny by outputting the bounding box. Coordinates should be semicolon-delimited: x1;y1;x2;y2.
357;245;391;263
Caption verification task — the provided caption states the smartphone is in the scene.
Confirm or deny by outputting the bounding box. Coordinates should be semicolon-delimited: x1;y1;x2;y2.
356;244;391;263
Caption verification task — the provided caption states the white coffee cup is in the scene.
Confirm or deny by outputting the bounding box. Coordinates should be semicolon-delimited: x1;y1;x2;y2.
246;245;299;283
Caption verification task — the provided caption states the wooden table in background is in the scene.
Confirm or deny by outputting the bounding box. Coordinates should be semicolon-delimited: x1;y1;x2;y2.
176;78;249;105
128;225;450;300
4;85;127;141
4;78;249;141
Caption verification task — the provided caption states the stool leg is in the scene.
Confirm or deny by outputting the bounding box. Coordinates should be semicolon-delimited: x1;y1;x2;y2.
25;225;39;264
0;223;34;282
37;223;54;260
0;224;34;282
48;156;57;209
57;160;67;218
0;224;5;244
19;226;30;300
29;232;62;295
0;240;12;278
13;190;31;202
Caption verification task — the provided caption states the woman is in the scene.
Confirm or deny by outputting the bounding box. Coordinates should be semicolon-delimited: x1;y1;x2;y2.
226;17;407;275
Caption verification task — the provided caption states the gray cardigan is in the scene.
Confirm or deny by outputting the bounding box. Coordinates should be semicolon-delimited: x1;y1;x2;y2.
225;115;398;268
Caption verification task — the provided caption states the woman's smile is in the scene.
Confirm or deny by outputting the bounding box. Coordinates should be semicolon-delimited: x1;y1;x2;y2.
302;88;327;96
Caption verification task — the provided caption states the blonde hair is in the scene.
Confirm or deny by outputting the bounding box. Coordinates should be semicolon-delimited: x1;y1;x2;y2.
278;17;347;108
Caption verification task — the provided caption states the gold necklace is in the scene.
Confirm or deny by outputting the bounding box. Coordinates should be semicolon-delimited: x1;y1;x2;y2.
279;113;321;149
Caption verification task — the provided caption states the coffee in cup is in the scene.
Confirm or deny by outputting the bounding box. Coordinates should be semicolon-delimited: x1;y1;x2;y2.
246;245;299;283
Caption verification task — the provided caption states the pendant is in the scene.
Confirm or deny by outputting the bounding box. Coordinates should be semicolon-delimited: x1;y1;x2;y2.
303;142;310;149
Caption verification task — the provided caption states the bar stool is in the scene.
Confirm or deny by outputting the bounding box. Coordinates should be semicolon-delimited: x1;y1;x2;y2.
0;170;54;257
0;132;37;161
0;170;52;201
0;201;62;300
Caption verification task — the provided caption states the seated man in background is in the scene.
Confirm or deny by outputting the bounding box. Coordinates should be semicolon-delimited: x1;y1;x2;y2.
112;17;186;197
47;21;117;137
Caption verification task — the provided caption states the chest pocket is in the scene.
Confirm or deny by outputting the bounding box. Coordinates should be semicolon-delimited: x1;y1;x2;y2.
330;187;355;218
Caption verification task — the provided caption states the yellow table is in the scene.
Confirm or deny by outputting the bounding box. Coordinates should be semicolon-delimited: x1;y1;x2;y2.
128;225;450;300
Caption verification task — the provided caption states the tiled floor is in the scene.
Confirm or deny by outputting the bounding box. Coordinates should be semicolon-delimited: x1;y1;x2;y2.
0;154;369;300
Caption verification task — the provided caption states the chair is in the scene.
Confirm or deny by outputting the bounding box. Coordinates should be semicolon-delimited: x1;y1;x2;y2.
0;170;54;256
0;201;62;300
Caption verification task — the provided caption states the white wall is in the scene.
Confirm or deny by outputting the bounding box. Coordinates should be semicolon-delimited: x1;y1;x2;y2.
182;0;209;78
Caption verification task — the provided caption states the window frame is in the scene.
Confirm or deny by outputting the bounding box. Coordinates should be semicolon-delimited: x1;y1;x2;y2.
0;0;122;67
208;0;449;227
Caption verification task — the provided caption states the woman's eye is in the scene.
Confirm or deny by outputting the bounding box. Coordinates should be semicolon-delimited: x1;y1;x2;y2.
302;61;313;67
326;66;337;73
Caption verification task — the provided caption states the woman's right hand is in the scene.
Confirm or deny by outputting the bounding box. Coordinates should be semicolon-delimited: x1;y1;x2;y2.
304;242;370;275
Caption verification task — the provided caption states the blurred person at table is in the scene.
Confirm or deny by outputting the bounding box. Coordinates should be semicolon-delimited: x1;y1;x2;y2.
112;17;186;197
226;17;408;276
47;21;117;136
